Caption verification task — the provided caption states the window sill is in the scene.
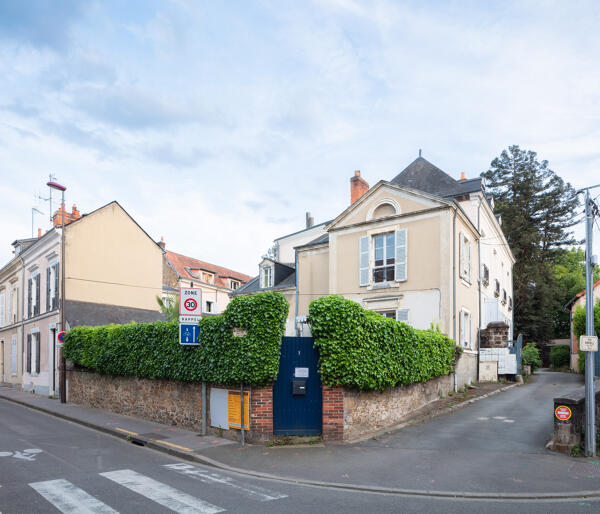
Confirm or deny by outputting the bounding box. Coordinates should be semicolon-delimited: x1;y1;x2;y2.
460;279;471;287
367;282;399;291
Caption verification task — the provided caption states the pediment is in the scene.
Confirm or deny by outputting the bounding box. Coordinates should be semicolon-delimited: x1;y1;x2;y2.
327;181;450;231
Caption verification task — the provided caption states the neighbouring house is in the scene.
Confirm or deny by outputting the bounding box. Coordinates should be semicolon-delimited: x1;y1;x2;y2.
234;156;515;387
0;201;164;396
565;279;600;371
162;245;251;314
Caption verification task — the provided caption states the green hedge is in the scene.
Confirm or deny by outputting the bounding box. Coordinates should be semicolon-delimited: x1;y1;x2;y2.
522;342;542;371
550;344;570;368
308;295;458;390
63;292;289;386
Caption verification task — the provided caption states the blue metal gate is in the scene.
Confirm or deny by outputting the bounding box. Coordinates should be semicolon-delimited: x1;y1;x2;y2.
273;337;322;436
508;333;523;374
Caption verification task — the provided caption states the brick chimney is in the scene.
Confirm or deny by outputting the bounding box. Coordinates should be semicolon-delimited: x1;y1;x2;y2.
53;203;82;227
460;171;466;181
350;170;369;204
158;236;166;250
37;228;42;238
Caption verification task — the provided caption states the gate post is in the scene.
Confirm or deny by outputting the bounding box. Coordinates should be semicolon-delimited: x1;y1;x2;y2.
322;385;344;441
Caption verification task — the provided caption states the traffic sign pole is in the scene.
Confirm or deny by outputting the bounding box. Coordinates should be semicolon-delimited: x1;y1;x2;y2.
584;189;596;456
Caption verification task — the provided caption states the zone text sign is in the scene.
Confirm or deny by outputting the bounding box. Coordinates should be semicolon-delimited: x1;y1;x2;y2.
555;405;572;421
179;288;202;316
580;335;598;352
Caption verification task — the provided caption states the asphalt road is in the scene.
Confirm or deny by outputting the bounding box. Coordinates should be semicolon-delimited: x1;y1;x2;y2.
0;393;597;513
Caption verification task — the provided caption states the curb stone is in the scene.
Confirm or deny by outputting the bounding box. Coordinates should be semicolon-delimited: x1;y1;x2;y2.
3;387;600;502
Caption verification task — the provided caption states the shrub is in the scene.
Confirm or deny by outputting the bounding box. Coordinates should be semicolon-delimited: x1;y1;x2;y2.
64;292;289;386
578;350;586;374
573;301;600;339
550;345;570;368
522;343;542;371
308;295;457;390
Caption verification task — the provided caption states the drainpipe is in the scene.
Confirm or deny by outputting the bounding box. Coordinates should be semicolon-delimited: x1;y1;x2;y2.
19;254;25;385
476;195;483;382
294;249;300;336
453;206;457;341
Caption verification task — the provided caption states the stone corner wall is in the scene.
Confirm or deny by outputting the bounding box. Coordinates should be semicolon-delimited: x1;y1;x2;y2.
322;385;344;441
480;322;509;349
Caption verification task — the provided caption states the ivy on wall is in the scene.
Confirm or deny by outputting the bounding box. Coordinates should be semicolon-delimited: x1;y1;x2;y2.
309;295;458;390
63;292;289;386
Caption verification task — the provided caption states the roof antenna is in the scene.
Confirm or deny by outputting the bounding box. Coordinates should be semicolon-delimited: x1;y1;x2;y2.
418;149;422;158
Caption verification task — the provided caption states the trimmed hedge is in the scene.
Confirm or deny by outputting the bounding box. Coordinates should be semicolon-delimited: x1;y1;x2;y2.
549;344;570;368
63;292;289;386
308;295;458;390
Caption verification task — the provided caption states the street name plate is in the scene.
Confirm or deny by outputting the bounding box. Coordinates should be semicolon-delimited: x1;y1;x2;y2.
580;335;598;352
179;315;201;324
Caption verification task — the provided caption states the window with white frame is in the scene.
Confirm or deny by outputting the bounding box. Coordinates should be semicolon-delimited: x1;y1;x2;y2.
482;264;489;286
359;229;407;286
11;335;17;374
459;309;472;349
205;300;213;313
508;296;513;311
502;289;507;305
28;273;40;318
230;280;239;290
46;262;59;312
459;233;472;283
494;279;500;297
260;265;273;288
26;331;40;375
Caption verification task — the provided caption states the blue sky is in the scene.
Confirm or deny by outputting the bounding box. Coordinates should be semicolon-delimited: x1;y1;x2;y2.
1;0;599;274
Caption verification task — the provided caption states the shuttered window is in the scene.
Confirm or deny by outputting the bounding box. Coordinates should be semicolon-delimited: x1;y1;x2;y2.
35;333;40;374
460;310;472;348
359;236;369;286
0;292;4;327
395;229;407;282
34;275;40;316
459;233;471;283
27;279;32;318
53;263;59;310
11;335;17;374
26;334;31;374
46;267;51;312
396;309;410;324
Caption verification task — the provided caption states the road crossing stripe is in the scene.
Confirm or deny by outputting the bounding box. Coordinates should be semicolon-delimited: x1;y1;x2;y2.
100;469;223;514
29;478;118;514
164;463;288;501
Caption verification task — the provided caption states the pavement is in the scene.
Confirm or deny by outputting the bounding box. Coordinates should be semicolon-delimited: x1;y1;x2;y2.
2;370;600;503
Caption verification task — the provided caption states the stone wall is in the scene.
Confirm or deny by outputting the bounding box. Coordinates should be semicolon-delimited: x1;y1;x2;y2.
322;385;344;441
341;374;452;441
479;322;509;348
67;369;204;430
249;386;273;442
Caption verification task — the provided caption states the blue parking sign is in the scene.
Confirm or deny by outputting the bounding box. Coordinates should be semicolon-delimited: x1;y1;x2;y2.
179;323;200;345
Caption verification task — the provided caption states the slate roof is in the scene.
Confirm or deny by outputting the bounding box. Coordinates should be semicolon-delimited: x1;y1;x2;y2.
165;250;251;289
391;157;483;198
296;233;329;249
232;271;296;295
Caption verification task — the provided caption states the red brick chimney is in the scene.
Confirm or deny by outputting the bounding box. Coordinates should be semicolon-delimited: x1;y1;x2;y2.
53;203;82;227
460;171;466;181
37;228;42;238
350;170;369;204
158;236;166;250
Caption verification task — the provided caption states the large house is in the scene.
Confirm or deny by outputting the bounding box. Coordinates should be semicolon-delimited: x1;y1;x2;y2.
565;279;600;371
162;246;251;314
0;201;164;396
234;156;515;387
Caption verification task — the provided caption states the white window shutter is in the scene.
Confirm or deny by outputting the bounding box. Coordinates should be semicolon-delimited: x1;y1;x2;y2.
467;239;472;282
359;236;370;286
459;232;464;278
396;309;409;324
395;229;407;282
459;311;465;346
11;336;17;374
0;293;4;327
468;313;472;349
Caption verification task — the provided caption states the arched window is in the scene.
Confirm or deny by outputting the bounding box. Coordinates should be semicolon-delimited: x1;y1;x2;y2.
372;203;397;219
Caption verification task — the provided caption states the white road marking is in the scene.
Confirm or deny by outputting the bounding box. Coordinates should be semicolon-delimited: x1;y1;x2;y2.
29;478;118;514
503;419;515;423
0;449;43;461
493;416;507;420
100;469;223;514
477;417;489;421
164;463;288;501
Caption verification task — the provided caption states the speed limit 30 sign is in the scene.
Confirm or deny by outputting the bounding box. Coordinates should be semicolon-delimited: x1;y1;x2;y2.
179;287;202;316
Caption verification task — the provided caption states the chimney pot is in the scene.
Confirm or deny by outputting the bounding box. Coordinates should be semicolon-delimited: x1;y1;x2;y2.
354;170;361;177
37;228;41;238
305;212;314;228
158;236;166;250
460;171;466;181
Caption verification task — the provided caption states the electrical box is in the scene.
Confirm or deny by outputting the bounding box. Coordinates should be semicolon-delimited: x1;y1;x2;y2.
292;380;307;396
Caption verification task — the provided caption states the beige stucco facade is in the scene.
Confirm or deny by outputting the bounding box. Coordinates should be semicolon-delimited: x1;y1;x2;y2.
66;202;163;311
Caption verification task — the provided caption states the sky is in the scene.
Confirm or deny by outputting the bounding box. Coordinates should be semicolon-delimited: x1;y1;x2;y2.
1;0;599;275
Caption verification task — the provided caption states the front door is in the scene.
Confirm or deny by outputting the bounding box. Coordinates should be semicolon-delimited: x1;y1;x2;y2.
273;337;322;436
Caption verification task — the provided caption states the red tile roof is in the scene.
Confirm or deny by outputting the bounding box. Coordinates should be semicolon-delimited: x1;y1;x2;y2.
165;250;251;289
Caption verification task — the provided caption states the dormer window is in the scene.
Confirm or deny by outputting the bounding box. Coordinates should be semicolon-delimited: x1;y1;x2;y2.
201;272;213;284
260;265;273;288
231;280;240;290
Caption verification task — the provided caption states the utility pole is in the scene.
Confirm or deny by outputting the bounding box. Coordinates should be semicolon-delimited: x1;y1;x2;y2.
584;189;596;456
579;184;600;457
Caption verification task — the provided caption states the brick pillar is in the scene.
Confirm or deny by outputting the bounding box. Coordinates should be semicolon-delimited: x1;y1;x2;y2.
250;385;273;441
322;385;344;441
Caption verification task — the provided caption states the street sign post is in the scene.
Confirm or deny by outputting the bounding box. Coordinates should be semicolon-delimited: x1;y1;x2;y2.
179;324;200;345
580;335;599;352
57;331;66;344
179;287;202;345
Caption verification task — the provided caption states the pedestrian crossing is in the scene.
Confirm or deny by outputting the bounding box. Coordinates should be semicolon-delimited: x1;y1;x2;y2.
28;463;288;513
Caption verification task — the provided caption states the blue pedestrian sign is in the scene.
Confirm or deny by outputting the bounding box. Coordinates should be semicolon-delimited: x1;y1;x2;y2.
179;323;200;345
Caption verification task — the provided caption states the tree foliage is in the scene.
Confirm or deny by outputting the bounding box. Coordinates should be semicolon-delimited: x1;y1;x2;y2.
156;293;179;323
522;343;542;371
482;146;579;342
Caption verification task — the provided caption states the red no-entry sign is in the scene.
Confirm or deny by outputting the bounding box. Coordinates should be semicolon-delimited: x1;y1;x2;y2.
555;405;572;421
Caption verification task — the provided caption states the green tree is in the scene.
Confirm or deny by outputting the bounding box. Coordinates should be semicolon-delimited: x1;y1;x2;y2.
482;146;579;342
156;293;179;322
551;248;599;337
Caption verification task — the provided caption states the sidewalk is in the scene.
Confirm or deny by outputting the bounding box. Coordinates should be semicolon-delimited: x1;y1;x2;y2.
2;373;600;500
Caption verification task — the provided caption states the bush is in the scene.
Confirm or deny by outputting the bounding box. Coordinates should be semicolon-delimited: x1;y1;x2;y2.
522;343;542;371
550;345;570;368
308;295;458;390
64;292;289;386
578;350;586;374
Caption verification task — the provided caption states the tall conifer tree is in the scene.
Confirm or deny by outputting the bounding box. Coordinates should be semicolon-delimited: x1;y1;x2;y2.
482;146;579;342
